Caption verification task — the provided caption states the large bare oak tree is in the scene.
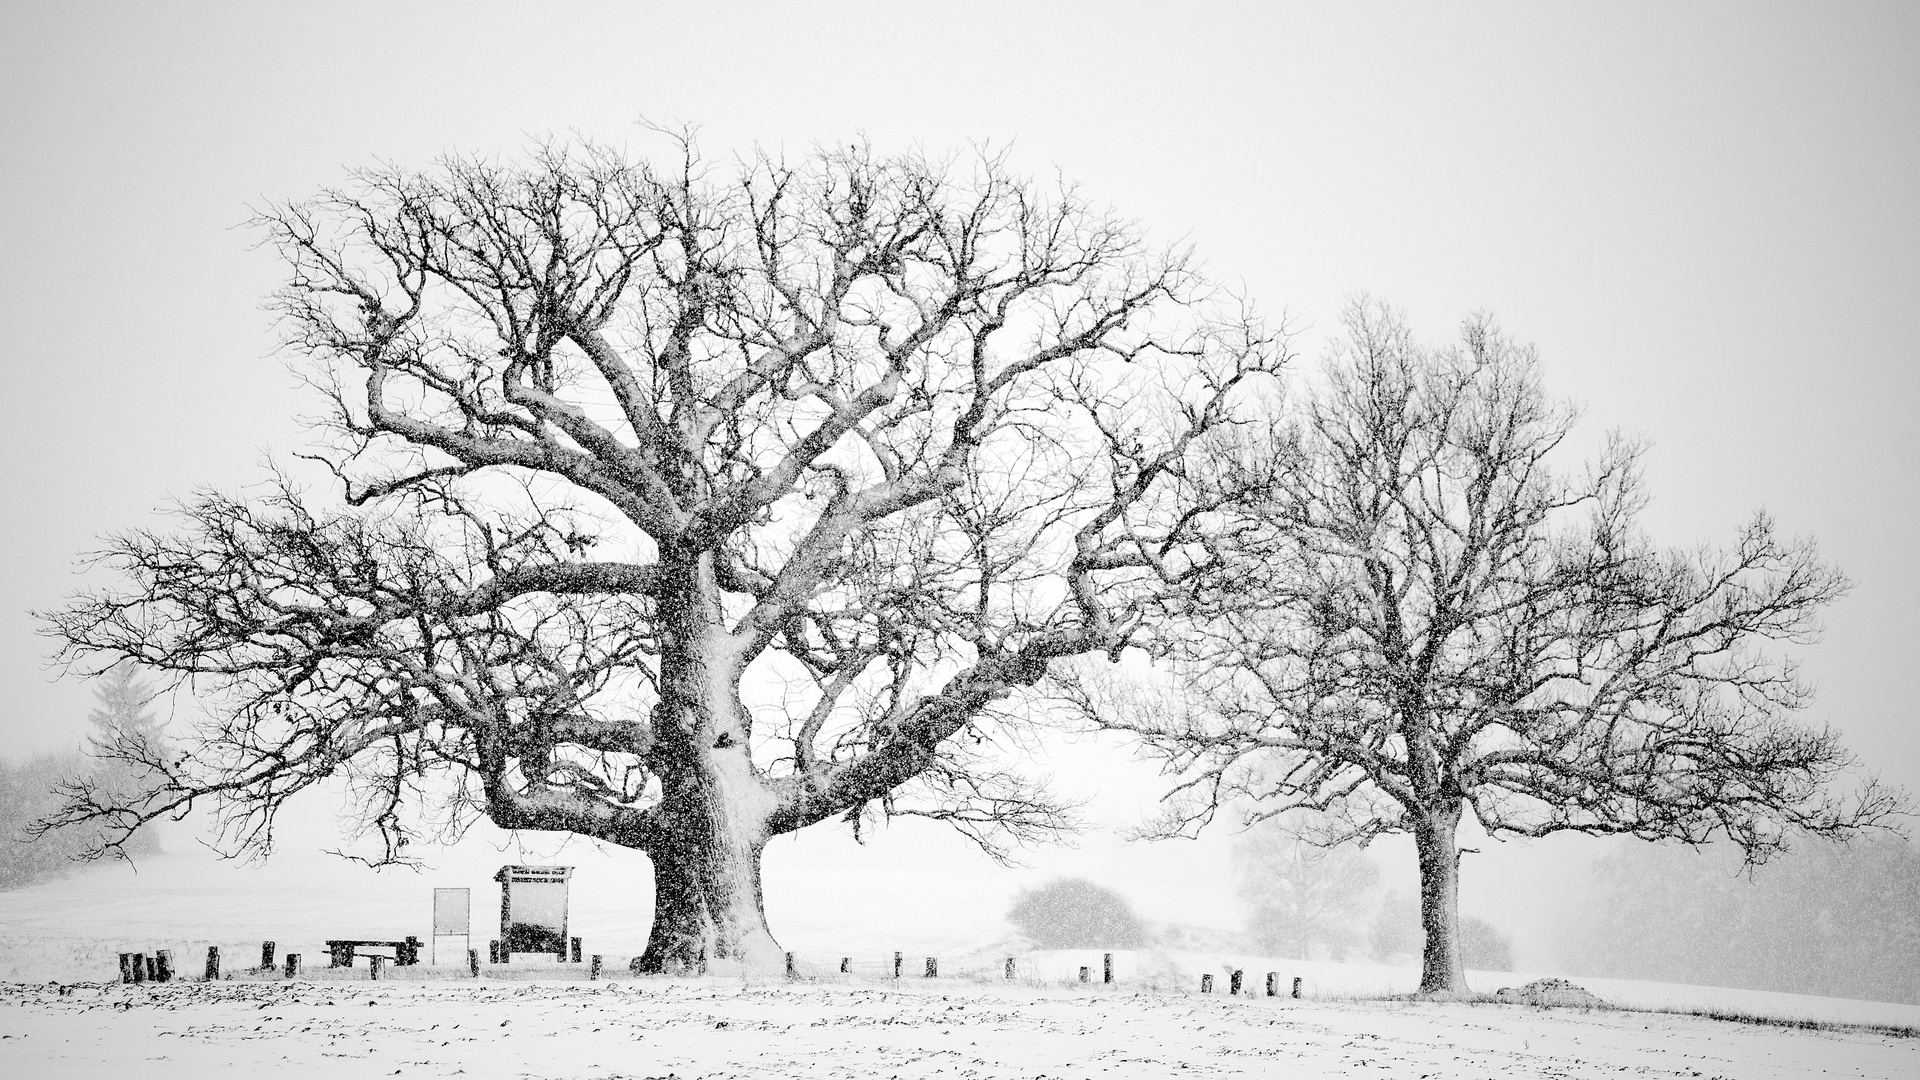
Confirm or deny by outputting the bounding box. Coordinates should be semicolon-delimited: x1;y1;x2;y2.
40;138;1283;973
1074;298;1899;995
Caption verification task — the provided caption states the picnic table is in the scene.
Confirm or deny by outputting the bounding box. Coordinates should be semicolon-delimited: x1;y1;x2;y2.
326;937;423;969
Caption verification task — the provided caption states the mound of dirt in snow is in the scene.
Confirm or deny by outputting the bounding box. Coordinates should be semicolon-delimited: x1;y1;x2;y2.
1495;978;1609;1008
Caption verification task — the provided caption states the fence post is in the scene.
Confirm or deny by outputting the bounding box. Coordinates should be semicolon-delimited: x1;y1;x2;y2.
468;948;480;977
571;937;583;963
840;957;850;974
118;953;134;984
145;955;159;982
1291;976;1302;999
893;951;902;978
205;947;221;982
261;941;275;973
1229;970;1243;996
284;953;301;979
1078;966;1089;983
155;949;174;983
924;957;938;978
1265;971;1278;997
590;954;603;980
1103;953;1113;984
1200;973;1213;993
785;951;796;978
370;955;385;980
1004;957;1015;980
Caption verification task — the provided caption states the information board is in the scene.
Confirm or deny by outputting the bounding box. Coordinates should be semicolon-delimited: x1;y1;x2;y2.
431;887;471;965
433;888;471;934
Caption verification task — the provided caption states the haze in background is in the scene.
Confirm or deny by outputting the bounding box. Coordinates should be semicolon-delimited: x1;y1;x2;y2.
2;3;1914;978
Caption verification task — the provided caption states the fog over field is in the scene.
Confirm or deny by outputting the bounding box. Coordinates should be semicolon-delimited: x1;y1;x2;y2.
1;4;1917;1076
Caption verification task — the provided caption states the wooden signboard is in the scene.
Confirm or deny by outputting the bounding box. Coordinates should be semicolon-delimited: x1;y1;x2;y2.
493;865;573;961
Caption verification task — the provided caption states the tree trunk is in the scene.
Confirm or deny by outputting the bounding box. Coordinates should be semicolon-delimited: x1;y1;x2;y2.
633;556;783;975
636;793;780;973
1413;800;1467;996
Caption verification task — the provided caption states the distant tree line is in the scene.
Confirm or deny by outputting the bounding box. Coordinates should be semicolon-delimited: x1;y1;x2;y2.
0;665;164;888
0;748;98;889
1234;821;1514;970
997;835;1522;970
1557;835;1920;1005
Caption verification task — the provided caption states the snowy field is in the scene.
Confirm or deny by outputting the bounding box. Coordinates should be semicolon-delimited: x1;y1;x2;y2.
2;831;1916;1078
4;976;1917;1080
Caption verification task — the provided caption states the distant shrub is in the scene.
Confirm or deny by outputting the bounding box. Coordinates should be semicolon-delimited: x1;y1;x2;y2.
1461;915;1515;971
1006;877;1146;948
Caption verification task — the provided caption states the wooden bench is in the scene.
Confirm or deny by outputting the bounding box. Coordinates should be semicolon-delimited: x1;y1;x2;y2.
326;937;422;969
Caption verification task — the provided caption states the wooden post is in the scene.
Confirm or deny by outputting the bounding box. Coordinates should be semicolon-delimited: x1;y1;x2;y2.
1291;976;1302;999
155;949;174;983
130;952;146;984
1200;973;1213;993
468;948;480;977
1078;966;1089;983
118;953;134;984
785;951;796;978
369;955;385;980
284;953;301;979
840;957;850;974
145;955;159;982
589;954;603;980
1004;957;1015;980
892;951;902;978
1265;971;1278;997
571;937;583;964
261;941;275;972
1103;952;1114;984
924;957;938;978
1230;969;1243;996
205;947;220;982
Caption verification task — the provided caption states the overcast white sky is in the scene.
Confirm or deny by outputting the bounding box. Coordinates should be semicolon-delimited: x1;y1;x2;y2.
2;2;1915;960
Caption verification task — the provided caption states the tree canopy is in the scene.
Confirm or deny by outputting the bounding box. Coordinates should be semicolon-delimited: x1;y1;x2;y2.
39;135;1284;971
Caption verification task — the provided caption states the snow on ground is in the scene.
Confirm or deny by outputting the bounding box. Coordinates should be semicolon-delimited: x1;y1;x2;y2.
3;826;1918;1077
3;976;1916;1080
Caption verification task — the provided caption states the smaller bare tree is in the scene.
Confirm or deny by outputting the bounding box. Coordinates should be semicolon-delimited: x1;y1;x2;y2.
1072;298;1902;995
